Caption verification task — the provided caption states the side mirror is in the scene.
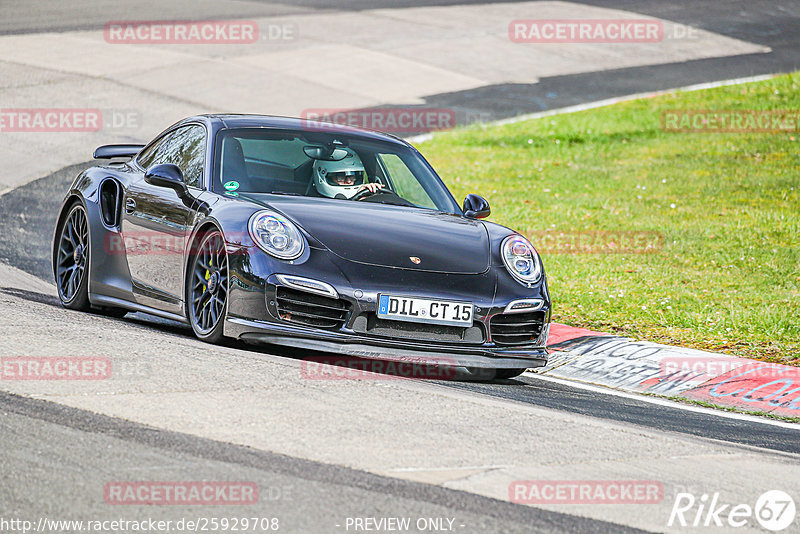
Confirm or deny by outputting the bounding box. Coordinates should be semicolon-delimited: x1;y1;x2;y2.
145;164;188;197
463;194;491;219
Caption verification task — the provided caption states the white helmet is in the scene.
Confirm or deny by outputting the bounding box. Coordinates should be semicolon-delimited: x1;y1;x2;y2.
313;148;367;199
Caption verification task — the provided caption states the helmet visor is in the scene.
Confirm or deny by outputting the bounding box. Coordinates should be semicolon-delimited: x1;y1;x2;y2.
325;170;366;187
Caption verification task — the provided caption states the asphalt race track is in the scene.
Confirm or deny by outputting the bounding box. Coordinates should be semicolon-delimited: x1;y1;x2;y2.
2;167;800;457
1;1;799;533
2;0;799;123
1;392;636;534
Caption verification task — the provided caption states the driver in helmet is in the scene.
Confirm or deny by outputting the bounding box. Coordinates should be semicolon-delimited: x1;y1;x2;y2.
312;148;384;199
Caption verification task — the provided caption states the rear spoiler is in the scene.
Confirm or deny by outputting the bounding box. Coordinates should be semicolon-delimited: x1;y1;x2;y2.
93;144;145;159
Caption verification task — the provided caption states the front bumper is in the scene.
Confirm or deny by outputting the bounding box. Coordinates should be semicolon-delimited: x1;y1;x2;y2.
226;316;548;369
223;244;550;369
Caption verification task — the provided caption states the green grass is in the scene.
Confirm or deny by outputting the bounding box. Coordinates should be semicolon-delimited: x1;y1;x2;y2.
417;73;800;365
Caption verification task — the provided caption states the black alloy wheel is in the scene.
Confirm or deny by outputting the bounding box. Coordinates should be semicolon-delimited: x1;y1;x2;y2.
188;231;228;342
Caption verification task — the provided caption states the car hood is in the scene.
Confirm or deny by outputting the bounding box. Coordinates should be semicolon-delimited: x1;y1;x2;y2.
251;196;490;274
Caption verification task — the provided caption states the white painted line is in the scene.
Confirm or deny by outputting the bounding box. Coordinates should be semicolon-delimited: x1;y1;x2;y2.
523;370;800;430
407;74;777;144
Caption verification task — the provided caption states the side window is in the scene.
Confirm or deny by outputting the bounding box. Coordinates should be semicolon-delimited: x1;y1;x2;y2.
137;125;206;188
137;135;169;170
378;153;437;209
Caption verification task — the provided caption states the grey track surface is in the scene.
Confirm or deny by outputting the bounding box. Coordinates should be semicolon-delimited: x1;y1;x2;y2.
3;273;799;461
422;0;800;120
0;1;535;35
2;0;799;122
0;392;641;534
0;0;798;479
2;2;800;532
441;376;800;455
0;163;797;460
0;204;794;527
0;162;90;281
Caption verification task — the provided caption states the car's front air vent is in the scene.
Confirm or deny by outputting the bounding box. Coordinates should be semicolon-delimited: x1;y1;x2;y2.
99;179;121;227
490;311;546;346
275;286;350;329
352;314;485;344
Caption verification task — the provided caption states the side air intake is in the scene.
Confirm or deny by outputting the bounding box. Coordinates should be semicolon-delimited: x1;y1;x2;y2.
99;179;122;228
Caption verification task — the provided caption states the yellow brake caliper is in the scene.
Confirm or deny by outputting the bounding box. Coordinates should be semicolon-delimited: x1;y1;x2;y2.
203;255;212;293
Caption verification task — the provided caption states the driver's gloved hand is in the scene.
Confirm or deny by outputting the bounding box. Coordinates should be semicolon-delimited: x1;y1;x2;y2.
359;183;384;194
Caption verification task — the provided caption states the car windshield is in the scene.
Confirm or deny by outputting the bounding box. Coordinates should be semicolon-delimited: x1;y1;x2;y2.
212;128;460;213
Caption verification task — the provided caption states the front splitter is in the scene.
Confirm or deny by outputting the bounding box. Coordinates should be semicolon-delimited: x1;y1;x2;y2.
227;317;547;370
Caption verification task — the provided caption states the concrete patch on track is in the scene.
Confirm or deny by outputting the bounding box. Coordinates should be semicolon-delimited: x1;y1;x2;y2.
543;323;800;419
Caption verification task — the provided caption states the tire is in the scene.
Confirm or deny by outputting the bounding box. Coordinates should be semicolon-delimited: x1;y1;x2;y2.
187;230;228;343
493;368;527;380
463;367;528;381
54;203;91;311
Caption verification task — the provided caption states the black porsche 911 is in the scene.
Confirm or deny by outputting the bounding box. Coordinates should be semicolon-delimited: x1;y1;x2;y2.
52;115;550;378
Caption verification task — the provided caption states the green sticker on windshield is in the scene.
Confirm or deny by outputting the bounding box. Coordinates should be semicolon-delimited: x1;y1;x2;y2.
223;180;240;191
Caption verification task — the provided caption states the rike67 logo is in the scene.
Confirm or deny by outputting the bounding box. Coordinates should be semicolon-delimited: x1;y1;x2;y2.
669;490;796;531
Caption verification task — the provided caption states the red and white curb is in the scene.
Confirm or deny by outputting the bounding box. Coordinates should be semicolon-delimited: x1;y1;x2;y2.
542;324;800;418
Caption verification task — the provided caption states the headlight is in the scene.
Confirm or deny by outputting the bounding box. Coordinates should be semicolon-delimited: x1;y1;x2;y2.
501;235;542;285
248;210;305;260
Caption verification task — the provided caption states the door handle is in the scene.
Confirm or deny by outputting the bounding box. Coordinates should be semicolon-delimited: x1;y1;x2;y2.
125;198;137;214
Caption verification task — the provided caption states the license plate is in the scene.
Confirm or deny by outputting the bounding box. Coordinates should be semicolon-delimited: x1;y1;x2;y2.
377;295;473;327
